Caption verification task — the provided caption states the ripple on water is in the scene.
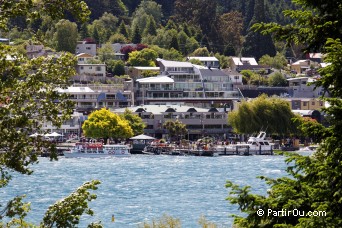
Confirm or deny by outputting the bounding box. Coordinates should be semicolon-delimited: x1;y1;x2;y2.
1;155;289;227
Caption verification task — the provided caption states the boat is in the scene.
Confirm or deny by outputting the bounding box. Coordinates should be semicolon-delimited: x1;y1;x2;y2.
216;131;274;155
63;142;131;158
142;143;175;155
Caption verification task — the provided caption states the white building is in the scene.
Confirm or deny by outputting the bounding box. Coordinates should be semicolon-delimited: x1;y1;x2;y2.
76;63;106;78
76;41;97;56
187;56;220;68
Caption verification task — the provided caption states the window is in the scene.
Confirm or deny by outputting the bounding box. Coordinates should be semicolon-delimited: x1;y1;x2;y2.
303;102;308;106
86;47;91;50
96;66;101;71
312;101;315;105
89;66;92;69
80;66;84;70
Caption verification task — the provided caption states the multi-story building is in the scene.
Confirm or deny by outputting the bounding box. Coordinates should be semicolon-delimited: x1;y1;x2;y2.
58;85;132;114
134;59;241;108
42;112;86;138
113;105;230;140
287;77;325;98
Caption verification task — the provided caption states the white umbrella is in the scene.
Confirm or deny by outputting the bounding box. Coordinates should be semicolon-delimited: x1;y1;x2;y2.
45;132;62;137
29;133;43;137
130;134;156;140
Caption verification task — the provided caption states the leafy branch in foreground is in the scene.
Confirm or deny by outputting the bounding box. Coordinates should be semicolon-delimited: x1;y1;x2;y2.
41;180;102;227
226;0;342;227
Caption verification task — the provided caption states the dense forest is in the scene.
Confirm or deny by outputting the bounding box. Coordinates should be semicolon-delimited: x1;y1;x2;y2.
5;0;296;60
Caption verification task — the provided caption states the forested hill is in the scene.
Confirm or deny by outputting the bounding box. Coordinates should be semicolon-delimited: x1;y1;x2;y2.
7;0;296;60
86;0;294;29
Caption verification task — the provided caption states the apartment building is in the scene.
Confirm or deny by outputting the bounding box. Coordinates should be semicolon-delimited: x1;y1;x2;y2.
134;58;240;108
113;105;230;140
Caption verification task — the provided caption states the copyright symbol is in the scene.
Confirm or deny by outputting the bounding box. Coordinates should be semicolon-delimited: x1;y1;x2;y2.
257;209;264;216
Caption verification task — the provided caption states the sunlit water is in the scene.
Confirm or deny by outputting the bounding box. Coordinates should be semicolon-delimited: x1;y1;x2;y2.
1;153;306;227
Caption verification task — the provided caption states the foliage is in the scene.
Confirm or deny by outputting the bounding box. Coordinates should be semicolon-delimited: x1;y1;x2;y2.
267;72;288;87
163;120;187;142
214;53;229;69
97;43;115;62
41;180;102;227
53;19;78;53
141;70;159;78
242;0;276;60
82;108;133;141
259;52;288;69
295;117;330;144
138;214;181;228
108;33;128;44
120;108;146;136
0;1;103;227
198;215;218;228
227;0;342;227
228;94;299;135
107;60;126;76
189;58;203;66
127;48;158;67
190;47;210;57
218;11;244;56
131;25;142;44
87;12;119;44
120;44;148;61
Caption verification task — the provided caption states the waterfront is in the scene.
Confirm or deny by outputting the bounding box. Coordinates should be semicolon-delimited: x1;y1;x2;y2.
1;154;299;227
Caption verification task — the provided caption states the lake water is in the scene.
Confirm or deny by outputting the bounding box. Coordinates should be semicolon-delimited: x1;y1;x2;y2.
1;154;300;227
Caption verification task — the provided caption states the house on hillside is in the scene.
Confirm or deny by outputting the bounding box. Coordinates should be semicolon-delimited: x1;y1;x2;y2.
76;64;106;77
76;53;94;64
229;57;271;73
187;56;220;68
76;41;97;56
290;59;319;74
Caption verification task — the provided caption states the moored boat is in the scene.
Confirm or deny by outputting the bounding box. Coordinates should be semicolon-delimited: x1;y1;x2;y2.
216;131;274;155
64;142;131;158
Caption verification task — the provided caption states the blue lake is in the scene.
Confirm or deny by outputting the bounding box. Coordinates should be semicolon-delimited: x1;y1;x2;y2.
1;154;296;227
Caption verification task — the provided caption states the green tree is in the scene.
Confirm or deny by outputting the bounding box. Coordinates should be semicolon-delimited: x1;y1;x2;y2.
177;30;189;55
97;42;115;62
228;94;299;135
127;48;158;66
267;71;287;87
88;12;119;43
169;34;179;50
0;1;104;227
185;37;200;55
149;45;183;61
259;52;287;69
131;25;142;44
107;59;125;76
227;0;342;227
190;47;210;57
163;120;187;142
54;19;78;53
120;109;146;136
82;108;133;142
143;15;157;36
218;11;244;56
118;20;129;39
108;33;128;44
189;58;203;66
242;0;276;60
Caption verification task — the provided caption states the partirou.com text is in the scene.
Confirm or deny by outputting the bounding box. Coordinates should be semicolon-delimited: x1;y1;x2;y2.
256;208;326;217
